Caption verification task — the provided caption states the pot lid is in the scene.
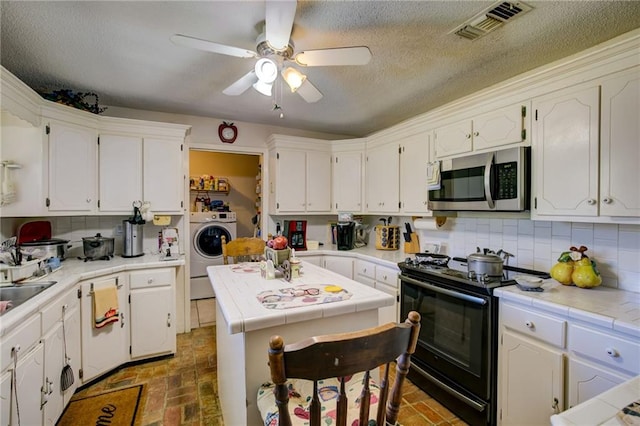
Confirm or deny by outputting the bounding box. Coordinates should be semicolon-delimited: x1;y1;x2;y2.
20;238;70;246
468;253;503;263
82;233;114;242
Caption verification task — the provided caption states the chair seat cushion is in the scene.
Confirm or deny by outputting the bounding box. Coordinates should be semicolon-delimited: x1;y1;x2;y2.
257;372;381;426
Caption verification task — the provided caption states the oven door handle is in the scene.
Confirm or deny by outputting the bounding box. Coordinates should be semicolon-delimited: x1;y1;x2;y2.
484;152;495;210
400;275;487;306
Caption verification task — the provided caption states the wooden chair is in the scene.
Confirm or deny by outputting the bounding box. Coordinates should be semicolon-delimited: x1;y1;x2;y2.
257;311;421;426
221;235;265;264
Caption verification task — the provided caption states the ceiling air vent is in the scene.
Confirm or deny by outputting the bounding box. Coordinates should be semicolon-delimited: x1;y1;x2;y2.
452;1;532;41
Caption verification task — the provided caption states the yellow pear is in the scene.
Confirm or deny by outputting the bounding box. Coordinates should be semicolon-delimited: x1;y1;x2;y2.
550;251;575;285
572;258;602;288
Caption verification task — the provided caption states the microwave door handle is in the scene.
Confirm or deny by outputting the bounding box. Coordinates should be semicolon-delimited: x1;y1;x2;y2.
484;153;495;209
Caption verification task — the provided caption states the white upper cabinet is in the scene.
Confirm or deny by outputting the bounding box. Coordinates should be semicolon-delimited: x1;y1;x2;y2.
434;103;527;159
332;150;363;213
400;132;432;214
143;138;184;213
47;120;98;212
268;136;332;214
366;142;400;213
599;67;640;217
533;67;640;220
99;134;143;212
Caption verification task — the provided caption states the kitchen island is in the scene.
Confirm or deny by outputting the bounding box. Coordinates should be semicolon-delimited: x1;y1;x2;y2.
207;260;395;426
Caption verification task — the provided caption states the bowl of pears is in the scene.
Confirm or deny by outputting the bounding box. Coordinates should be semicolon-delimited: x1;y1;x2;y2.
550;245;602;288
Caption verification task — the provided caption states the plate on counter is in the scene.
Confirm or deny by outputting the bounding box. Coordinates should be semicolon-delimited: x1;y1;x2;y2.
514;275;544;289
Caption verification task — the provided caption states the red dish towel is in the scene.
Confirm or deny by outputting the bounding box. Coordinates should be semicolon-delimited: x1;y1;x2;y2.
93;284;119;328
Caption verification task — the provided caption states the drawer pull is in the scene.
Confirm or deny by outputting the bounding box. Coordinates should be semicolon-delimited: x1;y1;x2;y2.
606;347;619;358
147;278;154;284
525;320;534;329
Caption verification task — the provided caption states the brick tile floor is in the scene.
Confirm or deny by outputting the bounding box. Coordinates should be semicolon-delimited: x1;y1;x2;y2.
71;301;468;425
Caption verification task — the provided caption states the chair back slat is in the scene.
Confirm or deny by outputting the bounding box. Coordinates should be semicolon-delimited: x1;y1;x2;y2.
265;311;421;426
221;236;265;264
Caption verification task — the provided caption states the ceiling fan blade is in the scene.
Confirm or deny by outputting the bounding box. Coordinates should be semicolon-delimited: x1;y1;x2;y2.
294;46;372;67
265;0;297;50
223;70;258;96
171;34;257;59
295;78;323;103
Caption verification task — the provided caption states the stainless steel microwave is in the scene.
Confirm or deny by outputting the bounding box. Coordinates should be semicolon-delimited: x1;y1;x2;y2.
428;146;530;212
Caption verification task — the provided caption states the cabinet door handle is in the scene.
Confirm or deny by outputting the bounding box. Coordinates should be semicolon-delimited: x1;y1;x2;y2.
473;132;479;137
86;198;91;203
147;278;154;284
606;347;619;358
587;199;597;205
525;320;534;329
603;197;612;204
466;134;471;139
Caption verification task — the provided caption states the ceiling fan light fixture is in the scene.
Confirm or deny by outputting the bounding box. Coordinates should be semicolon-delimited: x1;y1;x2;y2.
252;80;273;96
254;58;278;83
282;67;306;92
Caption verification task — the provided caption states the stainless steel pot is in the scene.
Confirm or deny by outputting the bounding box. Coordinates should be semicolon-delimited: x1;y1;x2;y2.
467;253;503;280
82;233;115;259
20;238;71;260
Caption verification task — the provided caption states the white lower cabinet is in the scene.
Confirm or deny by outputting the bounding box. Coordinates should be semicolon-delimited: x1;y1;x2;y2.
129;268;176;359
41;287;81;425
354;259;399;325
499;329;564;425
302;255;323;266
80;275;129;384
322;256;354;279
1;370;11;426
498;299;639;425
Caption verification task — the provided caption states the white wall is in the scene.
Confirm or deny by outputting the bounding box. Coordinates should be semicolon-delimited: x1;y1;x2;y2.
418;217;640;293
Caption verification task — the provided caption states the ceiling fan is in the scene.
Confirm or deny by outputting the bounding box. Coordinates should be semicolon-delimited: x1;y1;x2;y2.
170;0;372;103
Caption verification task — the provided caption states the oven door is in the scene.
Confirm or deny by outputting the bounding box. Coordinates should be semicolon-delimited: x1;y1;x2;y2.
400;273;491;399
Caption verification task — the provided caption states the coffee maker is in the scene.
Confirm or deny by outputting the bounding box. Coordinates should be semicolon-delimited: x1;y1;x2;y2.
336;222;356;251
283;220;307;250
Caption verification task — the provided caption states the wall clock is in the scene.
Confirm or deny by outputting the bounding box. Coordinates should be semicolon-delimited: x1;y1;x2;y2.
218;121;238;143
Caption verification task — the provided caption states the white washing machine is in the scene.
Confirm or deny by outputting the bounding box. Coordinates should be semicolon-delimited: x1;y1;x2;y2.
190;211;237;300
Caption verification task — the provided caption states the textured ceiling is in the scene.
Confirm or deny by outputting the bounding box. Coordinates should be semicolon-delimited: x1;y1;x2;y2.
1;1;639;137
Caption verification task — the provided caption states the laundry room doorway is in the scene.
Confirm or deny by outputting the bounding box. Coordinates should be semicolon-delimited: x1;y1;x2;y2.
189;150;262;239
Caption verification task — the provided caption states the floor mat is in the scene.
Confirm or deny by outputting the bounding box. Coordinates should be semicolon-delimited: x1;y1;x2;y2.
56;384;144;426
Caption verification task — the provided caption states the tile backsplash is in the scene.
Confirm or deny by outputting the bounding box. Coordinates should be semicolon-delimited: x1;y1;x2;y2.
420;218;640;293
1;216;185;259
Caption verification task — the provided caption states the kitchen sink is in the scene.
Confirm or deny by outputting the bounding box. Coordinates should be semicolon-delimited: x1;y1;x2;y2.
0;281;57;314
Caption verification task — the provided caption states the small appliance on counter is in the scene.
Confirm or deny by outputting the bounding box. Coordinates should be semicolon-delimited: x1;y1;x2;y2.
336;212;356;251
122;220;144;258
81;233;115;261
159;227;180;260
283;220;307;250
16;220;71;260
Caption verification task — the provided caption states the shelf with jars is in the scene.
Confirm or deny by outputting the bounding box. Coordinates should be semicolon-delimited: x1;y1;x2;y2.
189;175;230;194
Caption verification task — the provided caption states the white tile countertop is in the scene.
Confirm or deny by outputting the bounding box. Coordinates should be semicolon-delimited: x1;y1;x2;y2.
0;255;185;337
294;245;409;269
494;279;640;337
550;375;640;425
207;260;394;335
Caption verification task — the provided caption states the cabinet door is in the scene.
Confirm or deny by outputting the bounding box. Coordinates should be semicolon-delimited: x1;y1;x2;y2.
600;68;640;217
499;329;564;425
130;286;176;359
99;134;142;212
302;255;323;266
533;85;600;216
434;120;472;158
375;282;397;325
568;357;630;409
10;342;45;426
323;256;353;279
48;121;97;212
0;370;10;426
366;143;399;213
0;113;45;216
306;150;331;213
333;151;363;212
400;133;430;213
275;149;306;212
80;277;129;383
473;104;525;150
143;138;183;213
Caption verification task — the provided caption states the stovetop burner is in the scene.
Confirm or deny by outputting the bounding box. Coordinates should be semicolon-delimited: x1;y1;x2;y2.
399;258;516;294
78;256;112;262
